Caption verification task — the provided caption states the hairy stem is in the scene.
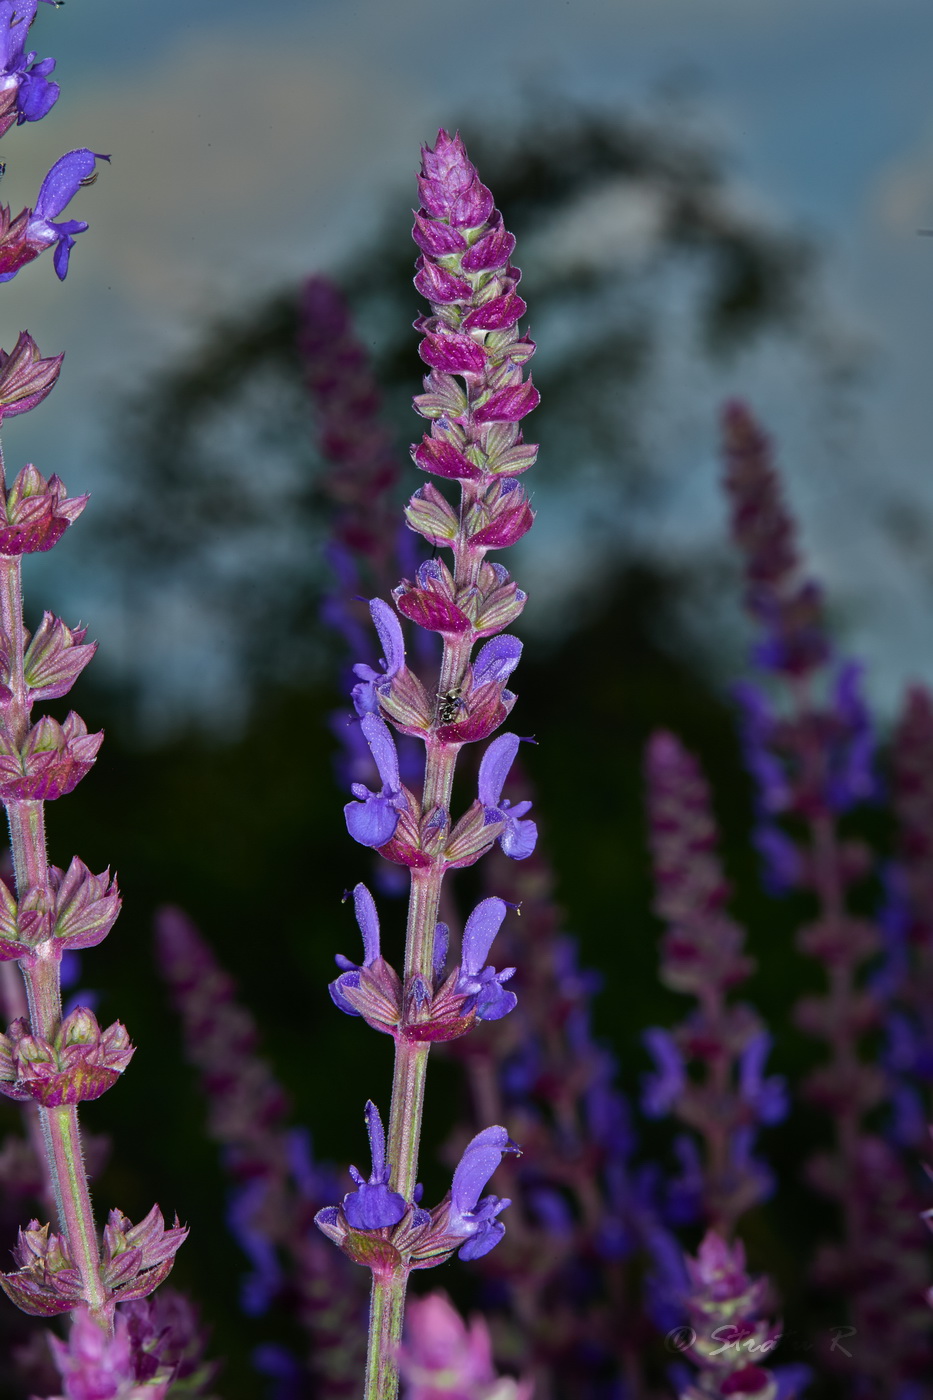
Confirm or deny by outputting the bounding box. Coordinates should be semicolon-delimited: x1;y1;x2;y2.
0;551;106;1326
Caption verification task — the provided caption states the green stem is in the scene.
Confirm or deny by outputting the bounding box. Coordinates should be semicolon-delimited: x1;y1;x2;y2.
365;1271;408;1400
0;550;108;1327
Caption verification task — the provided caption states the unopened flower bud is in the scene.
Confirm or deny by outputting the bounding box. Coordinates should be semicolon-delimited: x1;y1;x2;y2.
0;1006;134;1106
0;710;103;800
22;612;97;701
0;464;87;555
0;332;63;422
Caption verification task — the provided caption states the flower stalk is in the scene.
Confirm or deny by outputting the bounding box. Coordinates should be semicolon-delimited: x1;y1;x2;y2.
317;129;539;1398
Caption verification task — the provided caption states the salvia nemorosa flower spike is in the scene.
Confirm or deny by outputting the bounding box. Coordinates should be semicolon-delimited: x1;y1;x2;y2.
324;127;538;1391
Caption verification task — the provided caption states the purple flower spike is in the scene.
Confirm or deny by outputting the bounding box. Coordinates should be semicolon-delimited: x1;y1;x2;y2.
343;1100;407;1231
456;897;517;1021
473;634;522;687
344;713;408;847
478;732;537;859
449;1124;520;1260
351;598;406;716
330;883;381;1015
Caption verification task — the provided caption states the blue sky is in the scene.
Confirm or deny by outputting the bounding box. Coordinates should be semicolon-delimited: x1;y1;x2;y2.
5;0;933;716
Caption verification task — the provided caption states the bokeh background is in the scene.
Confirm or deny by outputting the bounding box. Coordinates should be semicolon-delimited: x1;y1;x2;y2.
2;0;933;1393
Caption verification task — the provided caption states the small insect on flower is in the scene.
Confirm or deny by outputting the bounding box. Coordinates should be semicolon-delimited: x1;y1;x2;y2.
436;687;466;725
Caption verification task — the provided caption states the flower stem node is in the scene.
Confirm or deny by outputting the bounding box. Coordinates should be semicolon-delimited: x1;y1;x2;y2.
0;1005;134;1105
0;462;87;554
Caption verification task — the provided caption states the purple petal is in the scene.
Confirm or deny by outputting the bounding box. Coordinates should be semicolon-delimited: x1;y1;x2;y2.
362;713;400;794
474;971;517;1021
328;971;361;1017
461;897;507;977
344;795;399;848
473;634;523;687
35;149;108;220
500;814;537;860
432;921;449;980
370;598;405;677
364;1100;387;1178
450;1125;517;1217
457;1216;506;1260
478;732;520;808
352;884;381;965
343;1182;407;1231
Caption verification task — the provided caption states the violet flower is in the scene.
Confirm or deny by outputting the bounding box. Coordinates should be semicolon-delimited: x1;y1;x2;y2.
454;896;517;1021
448;1124;518;1260
343;1101;407;1231
0;0;59;131
352;599;407;717
0;148;109;283
479;732;537;859
344;713;408;848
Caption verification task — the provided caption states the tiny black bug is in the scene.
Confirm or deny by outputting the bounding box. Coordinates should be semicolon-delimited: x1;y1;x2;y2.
436;687;465;725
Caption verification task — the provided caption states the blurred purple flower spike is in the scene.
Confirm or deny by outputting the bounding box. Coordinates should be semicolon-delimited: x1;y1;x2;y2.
449;1124;520;1260
344;713;408;847
329;883;381;1015
478;732;537;859
455;896;517;1021
343;1100;407;1232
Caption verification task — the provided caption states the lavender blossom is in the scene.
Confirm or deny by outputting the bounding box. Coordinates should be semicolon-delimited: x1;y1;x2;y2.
344;713;409;848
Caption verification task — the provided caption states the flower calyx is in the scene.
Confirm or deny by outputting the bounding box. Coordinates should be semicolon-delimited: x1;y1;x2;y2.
100;1204;188;1303
0;1006;133;1105
0;856;120;960
0;709;103;800
393;557;526;640
0;463;87;555
0;1203;185;1318
0;331;63;421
